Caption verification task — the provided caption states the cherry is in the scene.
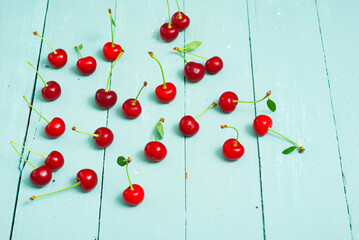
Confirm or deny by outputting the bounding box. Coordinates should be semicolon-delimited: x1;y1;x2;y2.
205;56;223;74
179;102;217;137
103;9;123;61
29;169;98;201
171;0;190;31
23;96;65;138
159;0;179;42
27;61;61;101
184;62;205;82
33;31;67;68
95;50;124;109
122;81;147;119
44;151;64;171
148;51;177;103
253;115;305;154
144;118;167;162
72;126;114;149
75;44;97;75
117;156;144;206
220;125;245;161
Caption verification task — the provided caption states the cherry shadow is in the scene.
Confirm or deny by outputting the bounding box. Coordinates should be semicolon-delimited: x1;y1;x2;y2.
116;193;137;207
97;49;107;61
172;122;183;138
215;146;228;162
245;124;257;138
88;95;101;110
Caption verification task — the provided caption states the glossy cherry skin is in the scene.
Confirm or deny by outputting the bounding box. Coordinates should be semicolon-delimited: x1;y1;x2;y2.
205;56;223;74
218;91;238;113
42;81;61;101
144;141;167;162
103;42;122;61
30;165;52;187
45;117;66;138
171;12;190;31
93;127;114;148
77;56;97;75
160;23;179;42
222;138;245;161
95;89;118;109
155;82;177;103
253;115;273;136
76;169;98;192
48;49;67;68
122;99;142;119
44;151;64;171
179;115;199;137
123;184;145;206
184;62;205;82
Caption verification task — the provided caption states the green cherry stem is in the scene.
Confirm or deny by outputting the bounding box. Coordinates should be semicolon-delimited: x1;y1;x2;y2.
75;45;83;58
175;47;208;61
10;141;36;169
27;61;48;87
268;128;304;152
154;118;164;141
11;141;47;158
220;125;239;147
132;81;147;105
195;102;217;120
72;126;99;138
166;0;172;28
234;91;271;103
33;31;57;54
173;48;188;63
148;51;167;89
174;0;182;18
105;49;124;92
29;182;81;201
108;9;116;47
23;96;50;123
126;157;134;191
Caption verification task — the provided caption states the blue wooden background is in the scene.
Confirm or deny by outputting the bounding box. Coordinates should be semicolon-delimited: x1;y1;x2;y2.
1;0;358;239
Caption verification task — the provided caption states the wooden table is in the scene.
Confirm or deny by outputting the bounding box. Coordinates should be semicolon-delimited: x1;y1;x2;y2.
1;0;357;239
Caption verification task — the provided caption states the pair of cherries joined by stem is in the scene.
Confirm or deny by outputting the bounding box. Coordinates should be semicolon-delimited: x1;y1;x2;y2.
219;91;276;113
103;9;123;61
122;81;148;119
253;115;305;154
95;50;124;109
179;102;217;137
23;96;65;138
160;0;190;42
27;61;61;101
33;31;67;69
220;125;245;161
11;141;64;187
144;118;167;162
148;51;177;103
29;169;98;201
75;44;97;75
72;126;114;149
117;156;144;206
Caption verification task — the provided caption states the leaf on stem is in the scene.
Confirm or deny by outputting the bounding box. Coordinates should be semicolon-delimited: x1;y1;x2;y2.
78;44;83;50
184;41;202;51
267;99;276;112
282;146;297;154
117;156;127;166
157;122;164;139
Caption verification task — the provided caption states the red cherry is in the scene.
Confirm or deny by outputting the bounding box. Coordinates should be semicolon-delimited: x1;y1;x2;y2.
155;82;177;103
171;12;190;31
76;169;98;192
41;81;61;101
48;49;67;69
44;151;64;171
184;62;205;82
205;56;223;74
179;115;199;137
94;127;114;148
218;91;238;113
45;117;66;138
253;115;273;136
95;89;118;109
222;138;245;161
77;56;97;75
30;165;52;187
160;23;179;42
123;184;145;206
122;99;142;119
103;42;122;61
144;141;167;162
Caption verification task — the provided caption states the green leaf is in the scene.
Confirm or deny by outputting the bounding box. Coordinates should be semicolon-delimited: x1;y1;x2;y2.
157;122;164;139
184;41;202;51
117;156;127;166
282;146;297;154
110;15;116;27
267;99;276;112
78;44;83;50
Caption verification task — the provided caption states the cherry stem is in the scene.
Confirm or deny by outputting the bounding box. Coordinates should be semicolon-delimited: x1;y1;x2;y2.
132;81;147;105
29;181;81;201
126;158;134;191
108;8;115;47
11;141;47;158
166;0;172;28
195;102;217;120
174;48;188;63
174;0;182;19
27;61;48;87
148;52;167;89
23;96;50;123
75;46;83;58
105;50;124;91
234;91;271;103
268;128;303;150
177;48;208;61
154;118;164;141
220;125;239;147
72;126;99;138
10;141;36;169
33;31;57;54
